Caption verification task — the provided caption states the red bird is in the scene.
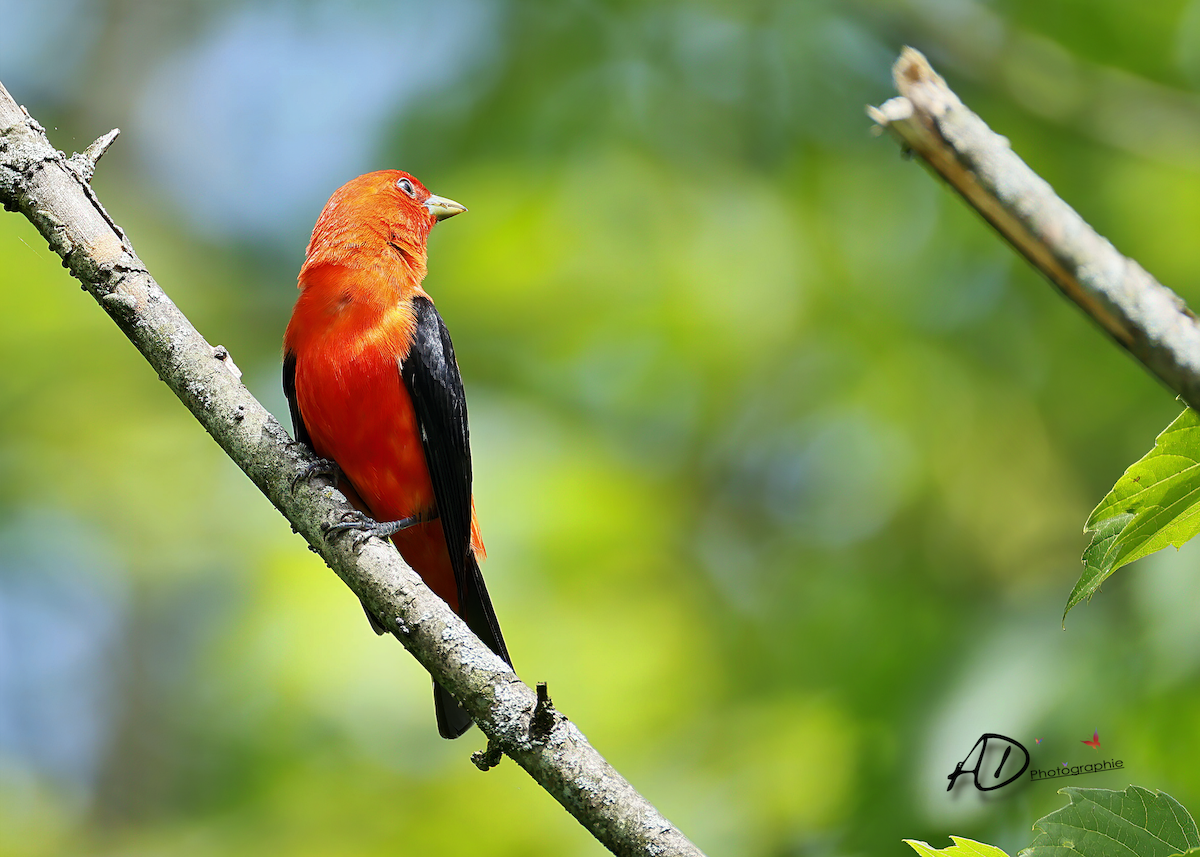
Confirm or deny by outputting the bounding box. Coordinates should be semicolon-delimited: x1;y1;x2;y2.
283;170;511;738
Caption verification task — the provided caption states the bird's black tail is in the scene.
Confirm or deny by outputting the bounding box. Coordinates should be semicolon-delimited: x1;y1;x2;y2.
434;554;512;739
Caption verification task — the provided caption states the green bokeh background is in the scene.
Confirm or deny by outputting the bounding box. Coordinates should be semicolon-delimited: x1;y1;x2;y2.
4;1;1200;855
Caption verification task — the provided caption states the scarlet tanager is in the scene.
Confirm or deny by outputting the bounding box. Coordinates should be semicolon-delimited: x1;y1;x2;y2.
283;171;511;738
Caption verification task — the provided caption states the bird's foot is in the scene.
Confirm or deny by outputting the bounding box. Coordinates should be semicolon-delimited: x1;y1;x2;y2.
291;457;341;493
323;509;436;548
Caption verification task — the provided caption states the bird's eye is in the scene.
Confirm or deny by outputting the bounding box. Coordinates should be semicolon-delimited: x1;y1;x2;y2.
397;177;417;198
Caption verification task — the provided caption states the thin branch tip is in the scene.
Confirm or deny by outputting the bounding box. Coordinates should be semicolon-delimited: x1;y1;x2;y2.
873;49;1200;413
894;46;936;87
67;128;120;183
867;97;913;128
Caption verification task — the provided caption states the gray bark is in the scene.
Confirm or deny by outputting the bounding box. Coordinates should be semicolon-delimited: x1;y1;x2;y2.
0;79;705;857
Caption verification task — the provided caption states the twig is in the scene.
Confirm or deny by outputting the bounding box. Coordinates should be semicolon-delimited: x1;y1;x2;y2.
0;79;705;857
66;127;119;183
471;737;505;772
530;681;559;743
869;47;1200;412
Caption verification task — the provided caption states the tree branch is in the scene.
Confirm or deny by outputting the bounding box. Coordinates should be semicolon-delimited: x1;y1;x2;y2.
869;47;1200;412
0;80;705;857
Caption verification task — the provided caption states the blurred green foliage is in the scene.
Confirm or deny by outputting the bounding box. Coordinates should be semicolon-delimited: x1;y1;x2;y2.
4;1;1200;856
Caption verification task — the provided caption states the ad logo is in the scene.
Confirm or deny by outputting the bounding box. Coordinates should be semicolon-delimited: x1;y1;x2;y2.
946;733;1030;792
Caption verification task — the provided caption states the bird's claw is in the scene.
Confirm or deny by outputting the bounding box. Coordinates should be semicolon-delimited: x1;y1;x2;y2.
323;510;375;550
323;509;432;548
292;457;341;493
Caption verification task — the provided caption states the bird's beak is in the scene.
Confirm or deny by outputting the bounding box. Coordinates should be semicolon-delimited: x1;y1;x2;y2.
424;194;467;221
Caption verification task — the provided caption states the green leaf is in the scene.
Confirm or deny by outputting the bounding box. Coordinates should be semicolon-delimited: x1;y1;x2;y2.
905;836;1010;857
1067;408;1200;620
1020;785;1199;857
1067;513;1133;620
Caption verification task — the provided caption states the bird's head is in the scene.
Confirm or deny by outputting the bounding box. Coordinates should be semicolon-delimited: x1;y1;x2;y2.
303;170;466;277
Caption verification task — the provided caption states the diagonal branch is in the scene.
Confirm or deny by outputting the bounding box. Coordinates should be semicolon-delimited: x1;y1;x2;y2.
869;47;1200;413
0;80;705;857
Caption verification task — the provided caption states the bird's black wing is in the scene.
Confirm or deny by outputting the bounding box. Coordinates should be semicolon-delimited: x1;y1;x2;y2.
400;297;472;602
402;296;511;738
401;296;510;666
282;350;312;448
